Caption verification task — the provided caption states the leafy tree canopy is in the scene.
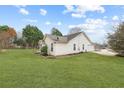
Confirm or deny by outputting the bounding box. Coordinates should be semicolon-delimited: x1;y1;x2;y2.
51;27;62;36
0;25;16;40
22;25;44;47
108;22;124;52
14;38;26;47
0;25;16;49
0;25;9;32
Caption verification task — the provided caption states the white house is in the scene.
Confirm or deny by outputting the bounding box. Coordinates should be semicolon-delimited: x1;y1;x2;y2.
39;32;94;56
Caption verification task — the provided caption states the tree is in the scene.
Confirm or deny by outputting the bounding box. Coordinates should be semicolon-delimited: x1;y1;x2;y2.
51;27;62;36
0;25;16;49
0;25;9;32
108;22;124;54
22;25;44;48
14;38;26;48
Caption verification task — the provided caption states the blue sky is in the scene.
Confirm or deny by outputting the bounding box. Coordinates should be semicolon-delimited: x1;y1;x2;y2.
0;5;124;43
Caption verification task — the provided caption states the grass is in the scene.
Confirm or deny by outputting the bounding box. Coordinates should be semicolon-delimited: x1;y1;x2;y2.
0;49;124;88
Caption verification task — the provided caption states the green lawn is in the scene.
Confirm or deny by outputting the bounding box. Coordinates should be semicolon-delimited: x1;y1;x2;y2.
0;49;124;88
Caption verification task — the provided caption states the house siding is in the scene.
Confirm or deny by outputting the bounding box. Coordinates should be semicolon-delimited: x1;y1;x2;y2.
42;33;94;56
53;33;94;56
44;37;56;55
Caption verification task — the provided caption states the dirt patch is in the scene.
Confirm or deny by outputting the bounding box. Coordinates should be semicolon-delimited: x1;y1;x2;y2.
0;49;7;53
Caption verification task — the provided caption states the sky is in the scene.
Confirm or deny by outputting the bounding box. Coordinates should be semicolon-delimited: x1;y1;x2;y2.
0;5;124;43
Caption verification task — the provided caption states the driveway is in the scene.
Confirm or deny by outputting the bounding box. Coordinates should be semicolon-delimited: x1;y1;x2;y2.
93;49;117;56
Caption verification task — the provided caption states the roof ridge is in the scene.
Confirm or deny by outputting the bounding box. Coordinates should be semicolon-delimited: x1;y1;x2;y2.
44;31;93;44
64;32;82;37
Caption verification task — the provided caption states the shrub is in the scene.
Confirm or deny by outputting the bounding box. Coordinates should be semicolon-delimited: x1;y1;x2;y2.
41;45;48;56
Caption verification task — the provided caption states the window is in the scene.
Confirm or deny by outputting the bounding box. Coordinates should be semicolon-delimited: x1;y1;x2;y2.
82;44;84;50
51;43;53;51
57;37;59;40
73;44;76;51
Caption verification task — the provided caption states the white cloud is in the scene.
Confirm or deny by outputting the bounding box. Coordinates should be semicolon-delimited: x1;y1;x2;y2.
24;19;38;23
65;5;74;11
69;18;108;43
77;5;105;13
40;9;47;16
19;8;29;15
69;18;108;30
103;16;107;19
71;13;86;18
45;21;62;26
15;6;29;15
68;18;108;41
45;21;51;25
63;5;105;18
63;5;74;14
57;22;62;26
86;18;108;26
112;16;119;21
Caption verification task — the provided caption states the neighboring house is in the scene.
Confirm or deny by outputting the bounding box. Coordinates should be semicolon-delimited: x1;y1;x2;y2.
39;32;94;56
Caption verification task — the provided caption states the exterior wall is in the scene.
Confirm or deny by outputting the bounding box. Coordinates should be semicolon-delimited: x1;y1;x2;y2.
54;33;94;56
45;33;94;56
44;37;56;55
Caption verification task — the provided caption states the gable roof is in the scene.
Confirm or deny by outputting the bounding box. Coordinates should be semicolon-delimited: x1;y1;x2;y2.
45;34;68;43
64;32;82;41
44;32;92;44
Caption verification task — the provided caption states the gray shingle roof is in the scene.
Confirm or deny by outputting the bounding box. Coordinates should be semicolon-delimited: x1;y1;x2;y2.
45;32;92;43
64;32;82;41
46;34;68;43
